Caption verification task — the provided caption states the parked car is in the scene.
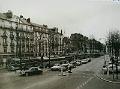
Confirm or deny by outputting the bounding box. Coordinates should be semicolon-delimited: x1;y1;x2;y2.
87;58;91;62
51;64;61;71
61;63;69;67
70;61;77;67
81;59;89;64
19;67;43;76
75;61;81;66
51;64;67;71
67;63;75;68
75;60;82;66
61;63;68;71
102;64;120;74
7;65;20;71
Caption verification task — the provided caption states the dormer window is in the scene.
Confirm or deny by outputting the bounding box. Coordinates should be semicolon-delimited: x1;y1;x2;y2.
1;31;7;38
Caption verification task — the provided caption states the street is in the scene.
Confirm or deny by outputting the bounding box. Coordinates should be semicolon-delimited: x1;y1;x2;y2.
0;1;120;89
0;56;120;89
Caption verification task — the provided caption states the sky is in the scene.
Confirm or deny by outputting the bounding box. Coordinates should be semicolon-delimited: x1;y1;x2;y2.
0;0;120;43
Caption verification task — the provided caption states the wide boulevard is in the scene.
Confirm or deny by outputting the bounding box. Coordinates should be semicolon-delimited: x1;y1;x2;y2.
0;56;120;89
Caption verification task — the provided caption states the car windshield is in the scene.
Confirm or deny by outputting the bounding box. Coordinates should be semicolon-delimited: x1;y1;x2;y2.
30;68;36;71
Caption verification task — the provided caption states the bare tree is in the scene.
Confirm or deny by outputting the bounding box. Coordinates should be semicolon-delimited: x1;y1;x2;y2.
107;30;120;79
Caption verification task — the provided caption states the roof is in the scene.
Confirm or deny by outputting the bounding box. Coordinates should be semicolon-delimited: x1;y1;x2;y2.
0;12;19;22
0;11;47;28
31;23;43;27
0;12;7;19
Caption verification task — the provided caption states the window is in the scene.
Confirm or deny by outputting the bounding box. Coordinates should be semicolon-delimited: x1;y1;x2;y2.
10;31;13;35
10;31;14;39
2;31;7;38
4;47;7;53
3;38;8;46
31;68;35;71
11;47;14;53
35;68;38;71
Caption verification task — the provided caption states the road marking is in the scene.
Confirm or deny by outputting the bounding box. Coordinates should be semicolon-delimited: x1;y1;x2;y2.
75;77;94;89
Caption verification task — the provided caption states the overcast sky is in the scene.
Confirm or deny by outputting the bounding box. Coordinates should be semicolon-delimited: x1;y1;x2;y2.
0;0;120;42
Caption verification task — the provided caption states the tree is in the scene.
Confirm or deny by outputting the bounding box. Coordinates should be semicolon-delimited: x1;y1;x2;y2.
70;33;84;53
63;37;71;54
107;30;120;56
107;30;120;79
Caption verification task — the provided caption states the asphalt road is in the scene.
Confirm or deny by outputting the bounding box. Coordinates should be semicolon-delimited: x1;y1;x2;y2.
0;56;120;89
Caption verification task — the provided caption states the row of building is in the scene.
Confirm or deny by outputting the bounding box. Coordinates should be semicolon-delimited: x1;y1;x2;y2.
0;10;64;64
63;33;104;55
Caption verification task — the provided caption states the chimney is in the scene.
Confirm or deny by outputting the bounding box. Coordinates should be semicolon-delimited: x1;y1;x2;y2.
27;18;30;23
5;10;13;18
20;15;23;18
61;29;63;35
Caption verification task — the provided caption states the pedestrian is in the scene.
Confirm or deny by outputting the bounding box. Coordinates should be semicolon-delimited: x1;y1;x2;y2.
68;63;72;73
60;65;64;75
110;56;114;64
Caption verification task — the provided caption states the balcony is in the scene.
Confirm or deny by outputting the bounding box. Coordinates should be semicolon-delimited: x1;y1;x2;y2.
26;37;29;40
20;35;25;39
10;34;14;39
16;36;20;39
30;37;34;41
10;43;15;47
1;34;7;39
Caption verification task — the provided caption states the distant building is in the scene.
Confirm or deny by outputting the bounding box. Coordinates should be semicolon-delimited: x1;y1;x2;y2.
48;27;63;56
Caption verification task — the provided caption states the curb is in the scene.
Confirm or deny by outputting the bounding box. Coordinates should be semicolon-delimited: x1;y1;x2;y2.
95;73;120;84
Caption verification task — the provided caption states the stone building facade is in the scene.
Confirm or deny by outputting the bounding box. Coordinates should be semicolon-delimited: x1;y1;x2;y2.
0;10;63;66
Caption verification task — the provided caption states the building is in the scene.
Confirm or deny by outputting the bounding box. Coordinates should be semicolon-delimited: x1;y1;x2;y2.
70;33;104;54
48;27;63;56
0;10;64;67
0;10;34;67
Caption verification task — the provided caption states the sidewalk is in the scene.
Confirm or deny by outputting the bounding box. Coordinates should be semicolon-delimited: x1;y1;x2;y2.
96;69;120;84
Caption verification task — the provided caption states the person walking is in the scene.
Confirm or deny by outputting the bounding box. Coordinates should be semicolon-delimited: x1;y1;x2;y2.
68;63;72;73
